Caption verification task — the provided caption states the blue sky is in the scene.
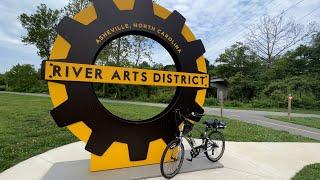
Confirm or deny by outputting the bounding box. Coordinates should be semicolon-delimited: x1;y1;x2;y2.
0;0;320;73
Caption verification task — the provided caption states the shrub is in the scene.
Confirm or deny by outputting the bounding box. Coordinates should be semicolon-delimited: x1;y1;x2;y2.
204;97;219;106
5;64;39;92
149;93;174;103
228;73;257;101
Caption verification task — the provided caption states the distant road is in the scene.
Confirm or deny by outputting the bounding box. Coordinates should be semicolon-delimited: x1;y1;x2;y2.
1;91;320;140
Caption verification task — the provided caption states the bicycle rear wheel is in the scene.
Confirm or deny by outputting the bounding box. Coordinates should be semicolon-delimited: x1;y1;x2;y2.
204;131;225;162
160;139;185;179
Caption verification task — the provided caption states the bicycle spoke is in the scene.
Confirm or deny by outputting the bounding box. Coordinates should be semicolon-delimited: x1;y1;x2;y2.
161;141;184;177
204;131;225;162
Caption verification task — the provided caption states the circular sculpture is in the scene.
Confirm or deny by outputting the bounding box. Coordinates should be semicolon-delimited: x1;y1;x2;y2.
45;0;208;171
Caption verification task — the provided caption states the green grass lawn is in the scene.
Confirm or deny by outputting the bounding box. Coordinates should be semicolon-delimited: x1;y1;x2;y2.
104;102;163;121
266;115;320;129
292;163;320;180
0;93;318;173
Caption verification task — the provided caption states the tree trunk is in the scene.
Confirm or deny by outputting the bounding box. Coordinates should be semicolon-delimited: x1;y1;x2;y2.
103;84;106;97
135;40;142;67
116;38;121;65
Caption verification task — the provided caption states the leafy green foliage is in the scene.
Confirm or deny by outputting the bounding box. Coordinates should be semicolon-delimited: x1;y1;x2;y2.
258;76;320;109
212;42;263;79
0;74;5;85
0;74;5;90
19;4;61;59
228;73;257;101
5;64;41;92
212;32;320;110
64;0;91;16
14;1;320;111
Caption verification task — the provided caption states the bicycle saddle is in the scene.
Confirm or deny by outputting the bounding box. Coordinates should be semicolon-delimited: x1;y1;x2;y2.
203;120;216;126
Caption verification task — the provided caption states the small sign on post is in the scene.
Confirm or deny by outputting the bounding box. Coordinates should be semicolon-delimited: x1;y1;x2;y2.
288;94;293;121
220;91;224;119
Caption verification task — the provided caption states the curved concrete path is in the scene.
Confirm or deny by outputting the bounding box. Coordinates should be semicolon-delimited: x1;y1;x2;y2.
1;141;320;180
204;107;320;141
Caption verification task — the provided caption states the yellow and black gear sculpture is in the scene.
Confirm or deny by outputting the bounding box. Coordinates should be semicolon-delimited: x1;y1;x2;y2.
43;0;208;171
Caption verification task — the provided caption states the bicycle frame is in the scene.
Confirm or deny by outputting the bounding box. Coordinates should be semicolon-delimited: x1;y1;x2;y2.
173;109;221;160
160;109;226;179
175;124;217;161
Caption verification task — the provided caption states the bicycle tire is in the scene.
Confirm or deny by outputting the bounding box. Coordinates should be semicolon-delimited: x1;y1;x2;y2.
204;131;225;162
160;139;185;179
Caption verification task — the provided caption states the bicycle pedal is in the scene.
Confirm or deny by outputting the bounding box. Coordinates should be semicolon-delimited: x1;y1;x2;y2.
186;158;192;162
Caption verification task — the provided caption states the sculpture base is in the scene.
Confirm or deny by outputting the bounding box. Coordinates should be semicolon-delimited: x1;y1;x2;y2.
44;152;223;180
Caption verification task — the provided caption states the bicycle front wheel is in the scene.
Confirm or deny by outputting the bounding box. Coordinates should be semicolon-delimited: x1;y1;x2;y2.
160;139;185;179
204;131;225;162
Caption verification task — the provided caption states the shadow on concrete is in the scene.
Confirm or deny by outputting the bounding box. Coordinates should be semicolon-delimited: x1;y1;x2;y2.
43;154;223;180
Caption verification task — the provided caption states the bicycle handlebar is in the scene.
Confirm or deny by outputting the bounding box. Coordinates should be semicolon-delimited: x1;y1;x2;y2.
173;109;204;123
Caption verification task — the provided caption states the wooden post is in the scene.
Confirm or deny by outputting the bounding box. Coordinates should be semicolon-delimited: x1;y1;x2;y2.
288;94;292;121
220;90;224;119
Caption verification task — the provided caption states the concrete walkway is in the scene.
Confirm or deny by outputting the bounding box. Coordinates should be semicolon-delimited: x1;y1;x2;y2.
1;141;320;180
204;108;320;141
1;91;320;140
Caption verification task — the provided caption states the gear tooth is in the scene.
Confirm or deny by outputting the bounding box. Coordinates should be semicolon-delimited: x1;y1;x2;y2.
133;0;154;16
166;10;186;32
91;0;118;18
56;16;84;43
128;140;149;161
188;101;204;116
85;132;114;156
183;39;206;62
50;100;79;127
177;88;204;117
188;40;205;56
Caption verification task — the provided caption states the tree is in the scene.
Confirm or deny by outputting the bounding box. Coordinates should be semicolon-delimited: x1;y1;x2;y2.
129;36;154;66
228;73;257;101
246;14;316;65
5;64;39;92
269;32;320;79
213;42;262;78
163;64;176;71
64;0;91;16
96;37;132;67
260;75;320;109
19;4;62;59
307;32;320;76
0;74;5;85
151;63;163;70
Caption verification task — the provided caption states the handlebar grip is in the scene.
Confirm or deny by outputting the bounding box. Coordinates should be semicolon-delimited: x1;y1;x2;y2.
189;112;204;117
